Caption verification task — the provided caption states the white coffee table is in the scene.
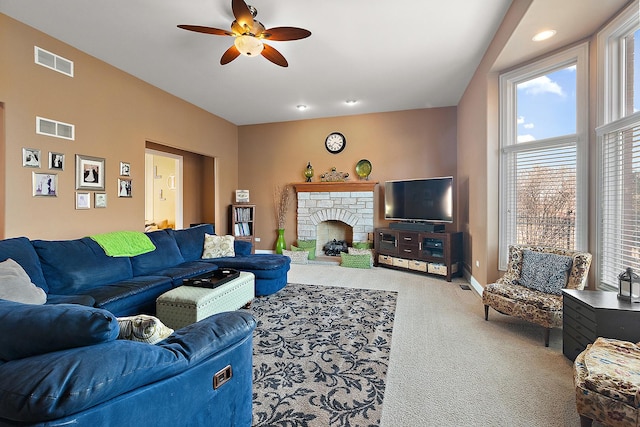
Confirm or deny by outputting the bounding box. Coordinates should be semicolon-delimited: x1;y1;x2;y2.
156;271;255;330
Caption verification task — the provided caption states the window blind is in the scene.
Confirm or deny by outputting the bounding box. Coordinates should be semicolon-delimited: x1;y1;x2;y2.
503;143;577;250
600;119;640;287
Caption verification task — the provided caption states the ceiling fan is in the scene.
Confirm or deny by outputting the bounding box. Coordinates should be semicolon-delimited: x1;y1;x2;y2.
178;0;311;67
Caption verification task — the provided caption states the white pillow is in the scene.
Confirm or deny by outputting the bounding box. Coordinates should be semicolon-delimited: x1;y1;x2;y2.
117;314;174;344
283;249;309;264
202;234;235;259
0;258;47;304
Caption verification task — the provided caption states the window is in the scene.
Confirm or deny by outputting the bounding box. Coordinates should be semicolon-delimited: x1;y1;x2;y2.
499;44;588;270
597;1;640;290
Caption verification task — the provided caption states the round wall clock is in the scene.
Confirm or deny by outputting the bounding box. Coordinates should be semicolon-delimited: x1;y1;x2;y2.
325;132;346;154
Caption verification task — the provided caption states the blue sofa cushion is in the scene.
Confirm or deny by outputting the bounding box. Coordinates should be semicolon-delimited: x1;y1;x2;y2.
152;261;219;286
0;312;256;423
212;254;291;278
32;237;133;295
172;224;214;262
86;275;174;317
0;237;48;292
235;239;252;256
131;229;185;277
46;294;96;306
0;299;119;361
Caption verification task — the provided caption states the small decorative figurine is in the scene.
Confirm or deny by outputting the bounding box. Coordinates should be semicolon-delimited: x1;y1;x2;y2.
304;162;314;182
320;167;349;182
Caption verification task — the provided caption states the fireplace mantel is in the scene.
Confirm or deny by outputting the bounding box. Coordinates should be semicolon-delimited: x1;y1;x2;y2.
293;181;378;193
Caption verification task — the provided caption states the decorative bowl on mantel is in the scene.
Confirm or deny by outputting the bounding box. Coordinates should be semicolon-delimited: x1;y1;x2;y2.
355;159;372;180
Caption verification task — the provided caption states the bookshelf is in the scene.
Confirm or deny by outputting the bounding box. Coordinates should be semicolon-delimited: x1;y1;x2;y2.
230;204;255;253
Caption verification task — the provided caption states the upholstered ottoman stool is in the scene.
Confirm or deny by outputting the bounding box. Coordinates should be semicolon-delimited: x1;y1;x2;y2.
212;254;291;296
574;337;640;427
156;271;255;330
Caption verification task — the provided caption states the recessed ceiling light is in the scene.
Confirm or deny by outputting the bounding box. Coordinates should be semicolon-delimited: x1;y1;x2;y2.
296;104;307;111
345;100;358;105
532;30;556;42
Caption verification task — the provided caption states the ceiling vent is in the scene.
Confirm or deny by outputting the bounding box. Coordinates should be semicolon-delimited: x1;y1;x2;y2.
36;116;75;140
34;46;74;77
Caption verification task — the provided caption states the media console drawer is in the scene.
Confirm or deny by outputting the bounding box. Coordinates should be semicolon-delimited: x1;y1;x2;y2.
378;254;394;266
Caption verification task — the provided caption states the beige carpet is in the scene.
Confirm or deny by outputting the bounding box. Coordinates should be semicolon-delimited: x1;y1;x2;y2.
287;263;600;427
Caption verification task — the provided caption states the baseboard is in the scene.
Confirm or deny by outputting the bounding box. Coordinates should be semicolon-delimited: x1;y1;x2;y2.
256;249;273;254
463;267;483;297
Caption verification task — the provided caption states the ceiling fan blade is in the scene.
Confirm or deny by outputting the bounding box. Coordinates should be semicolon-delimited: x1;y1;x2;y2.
261;43;288;67
220;45;241;65
177;25;233;36
262;27;311;41
232;0;254;29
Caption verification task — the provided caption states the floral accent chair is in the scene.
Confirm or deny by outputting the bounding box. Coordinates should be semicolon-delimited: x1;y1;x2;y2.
482;245;592;346
574;337;640;427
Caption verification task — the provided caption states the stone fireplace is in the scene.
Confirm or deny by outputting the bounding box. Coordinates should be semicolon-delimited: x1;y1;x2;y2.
293;182;377;256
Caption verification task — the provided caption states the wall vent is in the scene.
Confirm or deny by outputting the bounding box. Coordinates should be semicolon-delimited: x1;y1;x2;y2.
36;116;75;140
34;46;74;77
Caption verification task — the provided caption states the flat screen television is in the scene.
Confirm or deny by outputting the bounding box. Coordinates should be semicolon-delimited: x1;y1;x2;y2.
384;177;453;223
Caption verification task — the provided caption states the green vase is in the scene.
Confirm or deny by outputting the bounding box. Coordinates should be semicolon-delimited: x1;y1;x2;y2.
275;228;286;254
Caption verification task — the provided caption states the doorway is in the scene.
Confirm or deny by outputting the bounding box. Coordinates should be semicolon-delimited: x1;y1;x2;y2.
145;149;183;230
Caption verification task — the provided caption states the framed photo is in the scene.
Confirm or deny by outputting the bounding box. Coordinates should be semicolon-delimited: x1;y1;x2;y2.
23;148;41;168
32;172;57;197
95;192;107;208
118;178;132;197
76;154;105;190
235;189;250;203
120;161;130;176
49;152;65;170
75;192;90;209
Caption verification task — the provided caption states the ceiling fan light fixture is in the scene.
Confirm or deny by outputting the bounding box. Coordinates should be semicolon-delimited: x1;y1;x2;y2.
234;35;264;56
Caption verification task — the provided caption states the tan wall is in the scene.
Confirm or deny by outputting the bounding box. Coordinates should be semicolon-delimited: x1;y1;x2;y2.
238;108;458;251
0;14;238;240
457;0;533;286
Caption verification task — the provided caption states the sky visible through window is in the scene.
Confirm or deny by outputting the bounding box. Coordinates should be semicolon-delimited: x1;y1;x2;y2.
516;65;576;143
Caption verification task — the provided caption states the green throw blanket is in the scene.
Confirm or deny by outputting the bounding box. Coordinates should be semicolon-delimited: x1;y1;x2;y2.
90;231;156;257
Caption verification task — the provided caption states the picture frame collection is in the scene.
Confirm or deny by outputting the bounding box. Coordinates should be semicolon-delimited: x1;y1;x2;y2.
22;147;132;209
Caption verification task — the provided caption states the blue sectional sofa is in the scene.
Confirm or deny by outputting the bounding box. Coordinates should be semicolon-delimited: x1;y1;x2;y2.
0;224;290;426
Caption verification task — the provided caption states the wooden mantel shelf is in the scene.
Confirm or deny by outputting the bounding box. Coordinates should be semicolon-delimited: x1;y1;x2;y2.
293;181;378;192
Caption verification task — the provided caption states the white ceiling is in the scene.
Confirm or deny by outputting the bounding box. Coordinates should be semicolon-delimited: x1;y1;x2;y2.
0;0;631;125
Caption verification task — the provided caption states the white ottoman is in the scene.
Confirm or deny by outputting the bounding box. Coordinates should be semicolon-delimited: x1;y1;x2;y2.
156;271;255;330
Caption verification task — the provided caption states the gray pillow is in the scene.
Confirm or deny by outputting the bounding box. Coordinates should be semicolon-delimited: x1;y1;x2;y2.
518;250;573;295
0;258;46;304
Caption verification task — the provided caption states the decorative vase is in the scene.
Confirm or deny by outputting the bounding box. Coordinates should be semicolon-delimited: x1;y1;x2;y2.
304;162;314;182
275;228;286;254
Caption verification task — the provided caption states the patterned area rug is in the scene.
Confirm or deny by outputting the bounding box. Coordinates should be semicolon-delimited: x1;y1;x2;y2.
250;283;397;427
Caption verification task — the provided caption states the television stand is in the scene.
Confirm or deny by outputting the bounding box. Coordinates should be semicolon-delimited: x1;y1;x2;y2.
374;228;462;281
389;222;445;233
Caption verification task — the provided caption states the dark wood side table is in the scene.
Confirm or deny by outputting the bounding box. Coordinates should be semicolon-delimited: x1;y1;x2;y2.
562;289;640;360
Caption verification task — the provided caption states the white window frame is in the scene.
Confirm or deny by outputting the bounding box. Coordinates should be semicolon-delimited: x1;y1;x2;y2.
596;0;640;290
498;43;589;270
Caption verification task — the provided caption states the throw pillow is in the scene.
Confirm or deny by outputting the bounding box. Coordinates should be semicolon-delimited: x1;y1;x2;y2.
0;258;47;304
340;253;372;269
295;240;317;260
0;299;119;361
283;249;309;265
117;314;174;344
352;241;373;249
518;250;573;295
202;234;235;259
348;247;374;267
291;244;316;260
